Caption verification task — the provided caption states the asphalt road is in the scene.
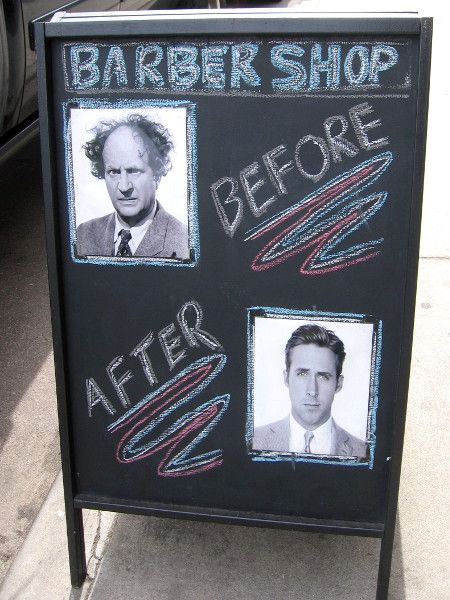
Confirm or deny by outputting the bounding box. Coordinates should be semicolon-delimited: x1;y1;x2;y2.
0;133;60;583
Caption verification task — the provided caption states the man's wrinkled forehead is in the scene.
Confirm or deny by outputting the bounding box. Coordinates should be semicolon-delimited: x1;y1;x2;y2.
103;125;155;164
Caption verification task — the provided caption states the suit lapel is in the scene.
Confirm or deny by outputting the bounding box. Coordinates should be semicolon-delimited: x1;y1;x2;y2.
268;417;290;452
135;203;168;257
331;419;352;456
99;213;116;256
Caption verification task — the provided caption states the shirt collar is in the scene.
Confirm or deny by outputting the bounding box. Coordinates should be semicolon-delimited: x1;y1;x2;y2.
113;202;158;253
289;413;333;454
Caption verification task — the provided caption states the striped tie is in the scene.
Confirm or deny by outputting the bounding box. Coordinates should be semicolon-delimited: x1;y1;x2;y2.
116;229;132;257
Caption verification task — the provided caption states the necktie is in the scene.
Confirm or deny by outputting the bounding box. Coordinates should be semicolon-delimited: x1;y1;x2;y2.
304;431;314;453
116;229;132;257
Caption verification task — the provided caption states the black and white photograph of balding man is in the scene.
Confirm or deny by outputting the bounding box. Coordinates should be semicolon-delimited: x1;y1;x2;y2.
70;106;192;262
251;316;376;460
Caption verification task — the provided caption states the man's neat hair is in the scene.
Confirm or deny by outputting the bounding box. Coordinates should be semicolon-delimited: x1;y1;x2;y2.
285;323;346;378
83;113;173;181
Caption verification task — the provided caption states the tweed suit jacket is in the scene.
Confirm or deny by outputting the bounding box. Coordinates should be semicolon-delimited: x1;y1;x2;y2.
252;416;367;458
76;203;189;259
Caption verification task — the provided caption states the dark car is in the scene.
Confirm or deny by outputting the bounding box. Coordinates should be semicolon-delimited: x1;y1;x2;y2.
0;0;207;161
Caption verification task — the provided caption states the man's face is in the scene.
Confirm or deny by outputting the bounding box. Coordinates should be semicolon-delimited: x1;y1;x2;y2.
284;343;343;430
102;125;158;227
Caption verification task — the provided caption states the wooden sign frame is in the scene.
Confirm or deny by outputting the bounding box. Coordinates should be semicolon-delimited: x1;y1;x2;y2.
35;10;432;598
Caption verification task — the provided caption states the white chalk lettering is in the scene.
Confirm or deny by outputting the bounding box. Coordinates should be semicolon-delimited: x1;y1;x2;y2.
177;300;223;351
324;115;359;163
211;103;389;235
107;356;133;408
158;323;187;370
240;162;276;218
210;177;243;238
349;102;389;150
130;331;158;386
295;135;331;182
85;300;223;417
86;378;116;417
262;145;295;195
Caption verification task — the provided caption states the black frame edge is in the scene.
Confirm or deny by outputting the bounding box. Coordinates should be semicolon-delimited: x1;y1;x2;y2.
75;495;384;538
376;16;433;600
43;15;421;38
36;12;433;595
35;21;87;589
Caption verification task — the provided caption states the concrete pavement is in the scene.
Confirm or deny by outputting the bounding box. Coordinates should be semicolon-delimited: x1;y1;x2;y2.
1;1;449;599
0;134;61;584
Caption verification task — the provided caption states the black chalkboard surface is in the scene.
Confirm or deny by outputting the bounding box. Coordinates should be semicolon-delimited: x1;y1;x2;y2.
35;10;432;598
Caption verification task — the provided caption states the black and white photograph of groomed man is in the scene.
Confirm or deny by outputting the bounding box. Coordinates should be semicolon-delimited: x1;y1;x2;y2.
252;315;375;459
70;106;191;261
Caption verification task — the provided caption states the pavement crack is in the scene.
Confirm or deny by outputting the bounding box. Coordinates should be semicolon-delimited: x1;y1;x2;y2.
82;511;105;600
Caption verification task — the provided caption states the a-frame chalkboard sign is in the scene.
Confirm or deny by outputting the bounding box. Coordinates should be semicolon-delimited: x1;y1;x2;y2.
35;9;432;598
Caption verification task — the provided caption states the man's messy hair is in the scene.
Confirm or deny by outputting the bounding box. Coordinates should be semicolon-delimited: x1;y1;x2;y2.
83;113;173;182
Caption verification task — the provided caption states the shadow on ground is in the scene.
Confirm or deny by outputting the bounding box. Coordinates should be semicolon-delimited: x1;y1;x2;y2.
85;511;406;600
0;134;53;453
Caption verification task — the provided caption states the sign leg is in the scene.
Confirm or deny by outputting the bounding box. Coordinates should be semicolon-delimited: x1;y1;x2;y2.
67;506;87;588
376;516;397;600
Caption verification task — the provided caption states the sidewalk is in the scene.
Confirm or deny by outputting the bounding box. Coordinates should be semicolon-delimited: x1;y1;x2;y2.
0;472;115;600
1;1;449;599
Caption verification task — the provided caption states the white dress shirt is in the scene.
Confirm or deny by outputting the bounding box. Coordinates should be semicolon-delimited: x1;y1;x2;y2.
113;204;157;256
289;413;333;454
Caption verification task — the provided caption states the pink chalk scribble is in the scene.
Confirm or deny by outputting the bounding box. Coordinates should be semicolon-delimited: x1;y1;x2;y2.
107;354;229;477
245;152;392;275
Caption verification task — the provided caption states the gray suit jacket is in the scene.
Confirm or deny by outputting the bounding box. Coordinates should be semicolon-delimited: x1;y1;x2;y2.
76;203;189;260
253;416;367;458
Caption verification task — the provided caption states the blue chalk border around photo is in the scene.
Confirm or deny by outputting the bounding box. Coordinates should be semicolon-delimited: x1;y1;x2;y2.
246;306;382;469
63;97;199;267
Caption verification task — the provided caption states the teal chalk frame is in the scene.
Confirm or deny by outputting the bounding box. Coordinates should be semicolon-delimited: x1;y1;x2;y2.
63;97;199;267
246;306;382;469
